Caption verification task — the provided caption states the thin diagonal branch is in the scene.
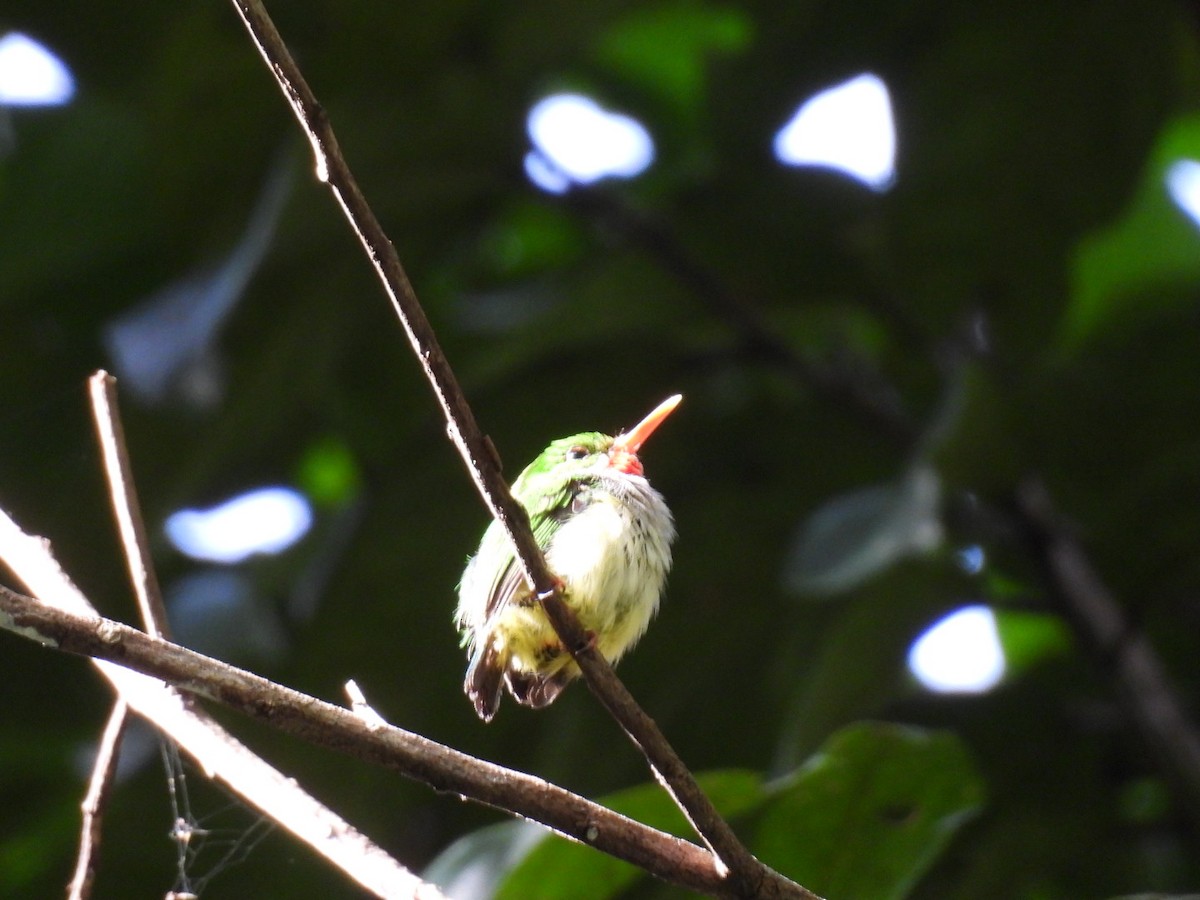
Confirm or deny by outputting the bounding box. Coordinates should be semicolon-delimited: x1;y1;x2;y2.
66;700;128;900
226;3;802;895
0;584;762;899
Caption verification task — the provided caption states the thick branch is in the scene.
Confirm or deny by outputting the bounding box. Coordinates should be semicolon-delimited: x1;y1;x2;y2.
226;2;792;893
0;587;748;899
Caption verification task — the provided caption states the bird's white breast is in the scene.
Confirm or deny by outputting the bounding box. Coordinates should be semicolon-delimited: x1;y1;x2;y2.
545;475;674;662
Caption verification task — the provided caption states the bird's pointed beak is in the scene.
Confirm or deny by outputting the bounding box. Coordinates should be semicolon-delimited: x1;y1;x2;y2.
612;394;682;454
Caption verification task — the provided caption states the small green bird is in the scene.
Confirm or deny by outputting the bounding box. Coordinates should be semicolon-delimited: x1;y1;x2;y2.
456;395;681;721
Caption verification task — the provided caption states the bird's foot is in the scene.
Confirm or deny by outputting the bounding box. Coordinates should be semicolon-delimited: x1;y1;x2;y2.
571;629;598;655
534;576;567;603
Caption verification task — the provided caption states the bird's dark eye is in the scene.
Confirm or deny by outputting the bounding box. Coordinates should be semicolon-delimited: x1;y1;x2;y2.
566;445;588;460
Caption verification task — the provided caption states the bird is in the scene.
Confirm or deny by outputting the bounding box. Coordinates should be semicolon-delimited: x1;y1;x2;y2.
455;395;680;721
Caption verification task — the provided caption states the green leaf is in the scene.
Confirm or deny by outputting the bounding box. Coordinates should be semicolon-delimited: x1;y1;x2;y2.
756;723;985;900
594;2;753;118
992;607;1072;677
296;436;361;507
424;820;546;900
478;201;588;282
1066;113;1200;349
772;568;952;771
0;804;77;891
490;770;764;900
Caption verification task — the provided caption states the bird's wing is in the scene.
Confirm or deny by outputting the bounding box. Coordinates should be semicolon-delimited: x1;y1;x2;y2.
482;480;579;622
483;551;524;622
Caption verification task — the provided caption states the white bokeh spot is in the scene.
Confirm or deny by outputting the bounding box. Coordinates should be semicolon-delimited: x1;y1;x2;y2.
908;604;1005;694
1165;159;1200;228
0;32;74;106
523;150;572;195
166;487;313;564
525;93;653;192
956;544;986;575
774;72;896;191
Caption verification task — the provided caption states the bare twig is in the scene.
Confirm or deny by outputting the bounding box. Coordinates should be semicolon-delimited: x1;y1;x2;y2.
344;679;389;730
88;370;171;639
0;584;805;899
87;287;447;895
65;369;174;898
0;509;439;900
225;2;799;895
1014;480;1200;828
66;700;128;900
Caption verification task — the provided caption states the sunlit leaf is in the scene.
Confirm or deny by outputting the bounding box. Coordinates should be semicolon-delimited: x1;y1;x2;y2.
1066;113;1200;349
992;607;1072;677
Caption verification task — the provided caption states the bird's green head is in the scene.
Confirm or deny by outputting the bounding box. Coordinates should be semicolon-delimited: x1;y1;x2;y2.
512;395;681;494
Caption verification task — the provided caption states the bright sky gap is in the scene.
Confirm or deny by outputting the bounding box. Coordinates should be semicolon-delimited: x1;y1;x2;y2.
1165;159;1200;228
165;487;313;564
0;32;74;106
908;604;1005;693
773;72;896;191
956;544;986;575
524;92;654;193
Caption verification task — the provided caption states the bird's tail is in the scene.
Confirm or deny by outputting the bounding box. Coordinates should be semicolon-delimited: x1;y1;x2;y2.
465;642;504;722
505;668;570;710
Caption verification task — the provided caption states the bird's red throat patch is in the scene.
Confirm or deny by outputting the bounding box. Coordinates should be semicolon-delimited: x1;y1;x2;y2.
607;448;644;476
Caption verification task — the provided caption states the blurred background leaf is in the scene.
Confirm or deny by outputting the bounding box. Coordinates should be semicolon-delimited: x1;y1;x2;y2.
755;723;984;900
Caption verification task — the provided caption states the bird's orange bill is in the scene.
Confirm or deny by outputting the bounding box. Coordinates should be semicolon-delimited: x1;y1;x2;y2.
612;394;682;453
